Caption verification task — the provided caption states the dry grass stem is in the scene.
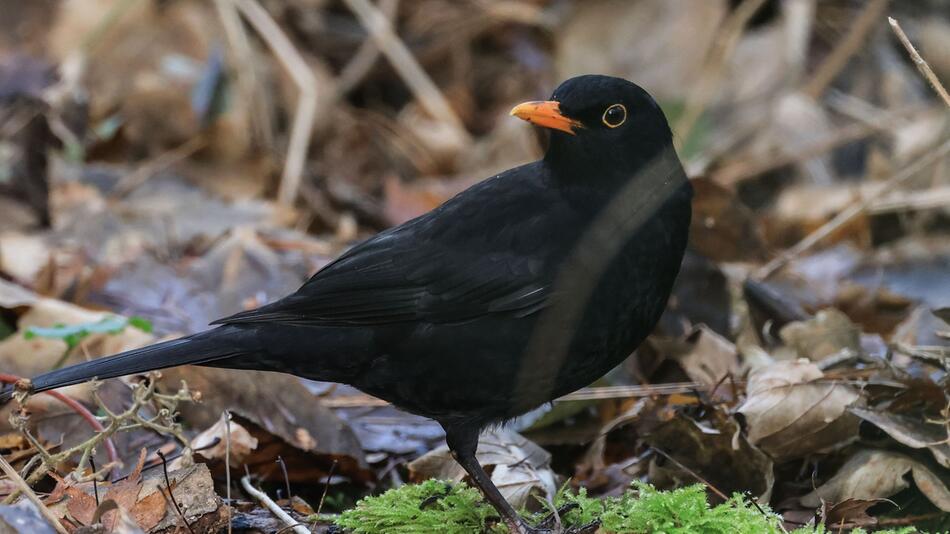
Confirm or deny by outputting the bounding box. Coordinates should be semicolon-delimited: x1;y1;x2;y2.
241;474;309;534
341;0;472;146
0;453;70;534
234;0;319;206
889;17;950;108
337;0;400;96
674;0;768;146
801;0;890;99
756;136;950;279
214;0;273;147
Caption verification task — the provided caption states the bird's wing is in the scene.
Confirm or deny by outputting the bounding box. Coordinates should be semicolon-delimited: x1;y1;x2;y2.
213;234;550;326
214;165;562;327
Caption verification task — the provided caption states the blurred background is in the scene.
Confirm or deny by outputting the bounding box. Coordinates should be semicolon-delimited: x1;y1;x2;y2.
0;0;949;532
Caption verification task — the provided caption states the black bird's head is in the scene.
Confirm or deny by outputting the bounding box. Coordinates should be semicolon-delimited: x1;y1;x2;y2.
511;75;676;181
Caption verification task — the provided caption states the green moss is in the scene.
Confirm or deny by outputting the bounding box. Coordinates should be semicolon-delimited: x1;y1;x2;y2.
333;479;934;534
554;482;784;534
334;479;504;534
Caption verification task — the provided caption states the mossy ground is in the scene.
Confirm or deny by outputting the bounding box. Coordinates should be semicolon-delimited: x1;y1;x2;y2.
333;479;926;534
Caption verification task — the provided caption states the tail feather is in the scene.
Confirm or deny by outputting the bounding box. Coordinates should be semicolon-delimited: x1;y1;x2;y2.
0;325;247;403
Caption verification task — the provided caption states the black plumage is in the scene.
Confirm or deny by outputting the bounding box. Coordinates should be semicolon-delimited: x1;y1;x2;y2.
3;75;692;533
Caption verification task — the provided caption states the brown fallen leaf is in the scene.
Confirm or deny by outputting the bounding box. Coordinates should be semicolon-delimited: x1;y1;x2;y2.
192;417;259;465
850;407;950;468
800;449;950;512
638;410;774;502
409;428;556;511
688;177;767;262
673;325;739;388
821;498;891;528
100;448;149;531
160;366;372;484
737;359;861;461
779;308;862;362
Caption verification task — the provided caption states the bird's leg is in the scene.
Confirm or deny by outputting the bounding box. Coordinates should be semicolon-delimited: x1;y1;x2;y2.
444;425;536;534
444;425;601;534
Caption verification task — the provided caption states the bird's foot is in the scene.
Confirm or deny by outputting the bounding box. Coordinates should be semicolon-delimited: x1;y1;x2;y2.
507;503;600;534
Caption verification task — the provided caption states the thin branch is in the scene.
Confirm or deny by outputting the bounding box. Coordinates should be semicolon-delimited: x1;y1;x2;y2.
710;105;927;186
649;447;729;501
674;0;768;146
0;454;69;534
157;451;195;534
111;135;207;199
320;382;718;408
756;137;950;279
213;0;273;147
889;17;950;108
234;0;319;206
241;475;310;534
336;0;400;96
801;0;890;99
341;0;472;146
224;410;233;534
0;374;119;469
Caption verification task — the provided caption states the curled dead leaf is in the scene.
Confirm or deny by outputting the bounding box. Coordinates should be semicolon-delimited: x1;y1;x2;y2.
850;407;950;468
780;308;862;362
737;359;861;461
192;417;259;464
800;449;950;512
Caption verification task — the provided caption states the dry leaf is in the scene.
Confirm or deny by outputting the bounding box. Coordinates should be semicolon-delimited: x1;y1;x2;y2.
192;417;258;464
737;360;861;461
640;413;774;502
160;366;372;484
780;309;862;361
822;498;890;527
800;449;950;512
674;325;739;387
850;407;950;468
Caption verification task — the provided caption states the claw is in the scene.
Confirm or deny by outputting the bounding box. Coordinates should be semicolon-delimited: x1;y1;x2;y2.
513;502;599;534
534;502;579;530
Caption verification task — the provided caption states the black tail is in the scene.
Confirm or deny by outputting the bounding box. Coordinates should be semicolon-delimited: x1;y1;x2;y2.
0;325;250;403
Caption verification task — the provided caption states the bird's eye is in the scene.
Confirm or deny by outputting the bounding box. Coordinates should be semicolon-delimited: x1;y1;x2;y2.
602;104;626;128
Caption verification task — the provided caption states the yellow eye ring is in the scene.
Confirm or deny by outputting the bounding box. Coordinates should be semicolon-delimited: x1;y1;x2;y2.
602;104;626;128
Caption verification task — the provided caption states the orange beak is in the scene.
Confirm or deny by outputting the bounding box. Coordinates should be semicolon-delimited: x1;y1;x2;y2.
509;101;582;135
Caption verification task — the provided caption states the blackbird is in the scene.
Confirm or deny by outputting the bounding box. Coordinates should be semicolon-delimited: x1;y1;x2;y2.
2;75;692;533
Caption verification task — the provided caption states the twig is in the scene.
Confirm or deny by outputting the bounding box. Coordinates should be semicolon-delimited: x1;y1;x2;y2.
316;459;338;516
0;454;69;534
870;185;950;213
89;455;99;507
756;137;950;279
649;447;728;501
711;105;927;186
674;0;768;146
336;0;400;96
801;0;890;99
341;0;472;146
234;0;319;206
157;451;195;534
224;411;233;534
888;17;950;108
213;0;273;147
0;374;119;469
276;456;292;504
8;376;193;488
111;135;206;199
319;382;715;407
241;475;310;534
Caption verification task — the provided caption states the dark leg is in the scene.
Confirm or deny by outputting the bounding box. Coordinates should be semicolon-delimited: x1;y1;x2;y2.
443;424;535;534
443;424;600;534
